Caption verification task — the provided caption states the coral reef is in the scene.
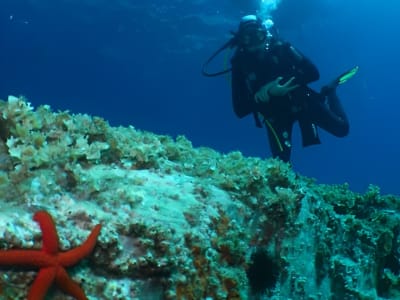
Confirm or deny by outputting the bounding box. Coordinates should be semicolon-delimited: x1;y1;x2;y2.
0;95;399;299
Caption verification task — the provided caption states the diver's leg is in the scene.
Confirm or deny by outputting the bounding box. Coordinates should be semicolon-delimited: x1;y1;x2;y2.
326;91;349;125
308;91;349;137
264;117;293;162
310;66;357;137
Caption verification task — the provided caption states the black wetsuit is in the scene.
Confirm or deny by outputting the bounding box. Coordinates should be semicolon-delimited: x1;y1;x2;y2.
231;39;349;162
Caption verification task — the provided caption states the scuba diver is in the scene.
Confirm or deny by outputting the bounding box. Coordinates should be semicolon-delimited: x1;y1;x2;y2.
202;14;358;162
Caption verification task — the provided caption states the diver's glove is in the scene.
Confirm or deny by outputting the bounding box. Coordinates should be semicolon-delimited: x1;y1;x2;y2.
254;76;300;103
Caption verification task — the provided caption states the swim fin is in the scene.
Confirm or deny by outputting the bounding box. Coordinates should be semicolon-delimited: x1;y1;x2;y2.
336;65;359;85
320;66;359;96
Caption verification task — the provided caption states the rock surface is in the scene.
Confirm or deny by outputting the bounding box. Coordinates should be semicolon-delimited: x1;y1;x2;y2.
0;96;399;299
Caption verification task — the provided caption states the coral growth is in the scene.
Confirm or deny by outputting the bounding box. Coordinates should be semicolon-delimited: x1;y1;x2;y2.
0;96;399;299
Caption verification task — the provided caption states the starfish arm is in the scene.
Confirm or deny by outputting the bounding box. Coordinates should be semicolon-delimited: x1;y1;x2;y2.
60;224;101;266
33;211;60;254
0;250;54;267
55;266;88;300
27;266;57;300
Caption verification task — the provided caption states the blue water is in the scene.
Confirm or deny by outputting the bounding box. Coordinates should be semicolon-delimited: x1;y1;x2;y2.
1;0;399;195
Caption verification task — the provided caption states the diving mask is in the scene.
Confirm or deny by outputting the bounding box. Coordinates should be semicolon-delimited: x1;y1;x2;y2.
236;16;268;49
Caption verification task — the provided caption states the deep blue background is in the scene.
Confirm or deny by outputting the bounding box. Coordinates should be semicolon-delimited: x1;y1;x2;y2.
1;0;399;195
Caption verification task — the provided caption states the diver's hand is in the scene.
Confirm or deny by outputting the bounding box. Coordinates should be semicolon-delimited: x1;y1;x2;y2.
254;81;275;103
269;76;300;96
254;76;300;103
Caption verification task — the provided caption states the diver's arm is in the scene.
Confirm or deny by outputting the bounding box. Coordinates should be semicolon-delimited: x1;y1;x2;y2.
231;65;255;118
284;43;320;84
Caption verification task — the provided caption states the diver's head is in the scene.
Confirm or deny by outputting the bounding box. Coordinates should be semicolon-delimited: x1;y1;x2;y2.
236;15;267;52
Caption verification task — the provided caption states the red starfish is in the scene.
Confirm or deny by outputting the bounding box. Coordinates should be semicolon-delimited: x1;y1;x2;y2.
0;210;101;300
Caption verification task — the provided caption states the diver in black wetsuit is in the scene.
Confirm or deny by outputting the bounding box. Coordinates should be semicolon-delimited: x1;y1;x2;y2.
202;15;358;163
